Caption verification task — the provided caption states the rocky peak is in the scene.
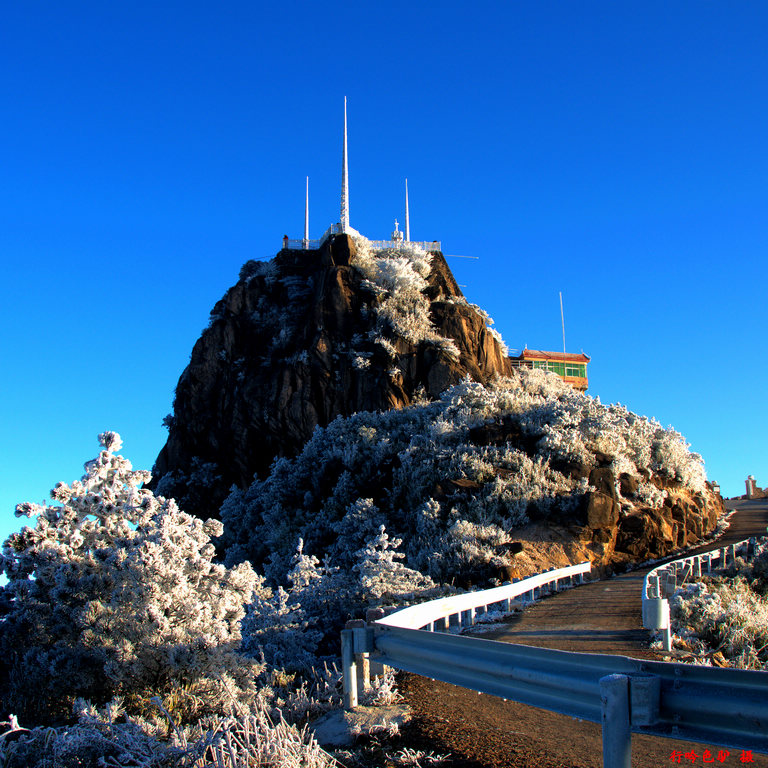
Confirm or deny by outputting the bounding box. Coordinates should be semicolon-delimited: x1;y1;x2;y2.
152;235;511;516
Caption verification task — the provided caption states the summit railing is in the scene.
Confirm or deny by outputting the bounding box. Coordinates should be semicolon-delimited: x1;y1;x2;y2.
282;237;442;252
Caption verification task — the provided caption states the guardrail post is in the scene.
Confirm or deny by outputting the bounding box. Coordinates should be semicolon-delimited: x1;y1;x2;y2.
367;609;386;678
347;619;371;697
341;629;358;709
600;674;631;768
662;623;672;651
629;674;661;727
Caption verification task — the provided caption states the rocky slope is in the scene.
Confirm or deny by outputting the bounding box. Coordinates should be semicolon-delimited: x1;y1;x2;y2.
152;234;510;517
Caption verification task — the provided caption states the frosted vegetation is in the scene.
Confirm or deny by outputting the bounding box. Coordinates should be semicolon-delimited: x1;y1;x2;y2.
666;545;768;670
0;238;712;764
222;370;707;585
0;434;417;766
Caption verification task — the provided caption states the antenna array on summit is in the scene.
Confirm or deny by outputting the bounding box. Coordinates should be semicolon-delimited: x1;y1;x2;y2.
282;99;440;252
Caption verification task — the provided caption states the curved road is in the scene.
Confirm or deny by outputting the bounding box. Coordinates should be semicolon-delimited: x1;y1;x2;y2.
401;499;768;768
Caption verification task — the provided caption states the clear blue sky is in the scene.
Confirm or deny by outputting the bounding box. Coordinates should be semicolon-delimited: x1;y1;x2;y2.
2;1;766;546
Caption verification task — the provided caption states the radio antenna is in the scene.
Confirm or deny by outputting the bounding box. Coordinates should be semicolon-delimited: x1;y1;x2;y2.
559;291;566;354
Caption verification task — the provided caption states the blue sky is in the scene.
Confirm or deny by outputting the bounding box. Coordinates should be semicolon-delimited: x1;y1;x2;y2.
2;1;766;545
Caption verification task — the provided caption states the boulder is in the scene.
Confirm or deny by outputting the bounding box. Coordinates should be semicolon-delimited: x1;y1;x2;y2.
585;491;619;529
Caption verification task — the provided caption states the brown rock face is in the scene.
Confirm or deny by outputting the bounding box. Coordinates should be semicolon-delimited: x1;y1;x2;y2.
151;235;511;516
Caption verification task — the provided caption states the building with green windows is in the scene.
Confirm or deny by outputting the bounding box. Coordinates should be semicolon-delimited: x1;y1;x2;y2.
509;349;590;391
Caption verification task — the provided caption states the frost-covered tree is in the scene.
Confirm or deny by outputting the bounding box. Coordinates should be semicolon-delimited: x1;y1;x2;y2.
0;432;261;724
354;526;435;603
241;538;358;668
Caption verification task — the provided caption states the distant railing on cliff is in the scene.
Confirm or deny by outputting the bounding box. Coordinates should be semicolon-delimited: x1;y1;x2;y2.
282;237;442;252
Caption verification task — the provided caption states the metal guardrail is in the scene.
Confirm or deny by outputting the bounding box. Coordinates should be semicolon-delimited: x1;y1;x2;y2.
642;536;766;650
341;555;768;767
365;240;442;252
283;238;442;252
285;238;322;250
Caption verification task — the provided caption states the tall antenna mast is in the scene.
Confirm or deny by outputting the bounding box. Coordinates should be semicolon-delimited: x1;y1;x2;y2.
559;291;566;354
405;178;410;242
340;96;349;232
304;176;309;247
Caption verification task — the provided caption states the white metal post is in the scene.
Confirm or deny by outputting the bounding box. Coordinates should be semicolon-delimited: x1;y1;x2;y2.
600;674;632;768
341;629;358;709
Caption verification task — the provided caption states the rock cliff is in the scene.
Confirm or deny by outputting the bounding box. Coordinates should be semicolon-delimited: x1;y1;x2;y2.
152;235;510;516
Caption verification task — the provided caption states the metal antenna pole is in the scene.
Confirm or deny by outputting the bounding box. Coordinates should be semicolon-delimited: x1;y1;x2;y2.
340;97;349;231
405;178;410;242
304;176;309;247
560;291;566;354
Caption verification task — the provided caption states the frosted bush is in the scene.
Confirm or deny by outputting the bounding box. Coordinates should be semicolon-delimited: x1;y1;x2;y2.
374;334;398;358
0;433;261;723
447;518;513;568
351;236;468;358
0;706;188;768
1;700;338;768
223;372;709;603
354;526;436;603
668;549;768;669
386;747;450;767
241;583;322;672
635;481;667;509
361;666;404;706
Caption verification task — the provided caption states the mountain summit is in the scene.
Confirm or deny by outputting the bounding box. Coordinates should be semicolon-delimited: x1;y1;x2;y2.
152;234;510;516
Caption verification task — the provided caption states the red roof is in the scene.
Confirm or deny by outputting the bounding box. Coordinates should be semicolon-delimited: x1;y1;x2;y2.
512;349;590;364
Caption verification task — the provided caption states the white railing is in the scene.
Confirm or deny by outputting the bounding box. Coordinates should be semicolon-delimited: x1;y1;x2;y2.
281;237;442;252
376;562;590;631
642;536;766;650
366;240;442;252
341;552;768;766
284;239;322;250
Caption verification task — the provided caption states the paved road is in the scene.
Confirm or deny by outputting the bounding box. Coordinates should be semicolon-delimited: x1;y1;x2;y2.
403;499;768;768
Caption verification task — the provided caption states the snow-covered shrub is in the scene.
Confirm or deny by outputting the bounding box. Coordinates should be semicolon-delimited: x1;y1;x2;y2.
0;702;188;768
353;526;435;603
241;583;322;673
635;481;667;509
1;697;336;768
241;539;355;670
352;236;471;355
667;548;768;669
222;371;709;607
0;433;261;724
